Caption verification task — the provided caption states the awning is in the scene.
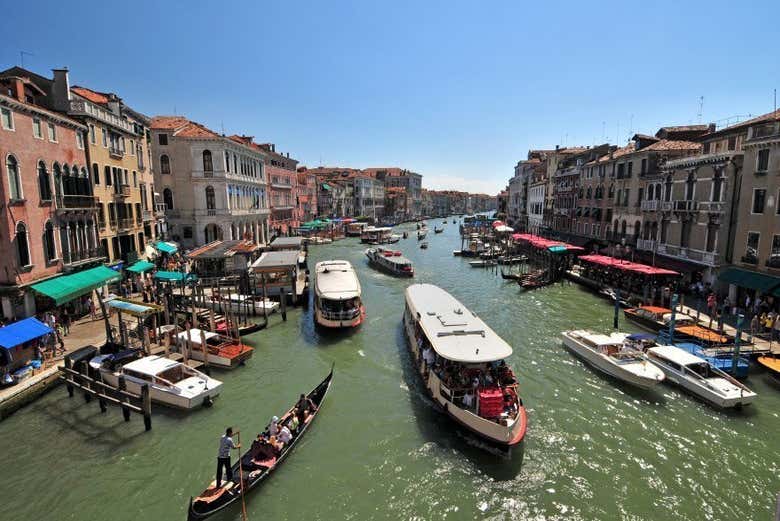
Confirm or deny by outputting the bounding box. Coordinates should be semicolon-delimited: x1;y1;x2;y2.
31;266;121;305
718;267;780;293
126;260;155;274
321;183;331;191
106;298;162;317
154;271;198;282
0;317;53;350
154;241;178;254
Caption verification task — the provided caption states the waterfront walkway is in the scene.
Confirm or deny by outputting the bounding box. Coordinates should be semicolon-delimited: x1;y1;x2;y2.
675;303;779;355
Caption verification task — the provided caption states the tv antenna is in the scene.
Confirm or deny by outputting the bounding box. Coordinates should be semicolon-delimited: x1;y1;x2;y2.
697;96;704;123
20;51;34;67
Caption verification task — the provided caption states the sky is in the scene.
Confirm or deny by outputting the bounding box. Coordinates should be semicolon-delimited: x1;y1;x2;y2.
2;0;779;194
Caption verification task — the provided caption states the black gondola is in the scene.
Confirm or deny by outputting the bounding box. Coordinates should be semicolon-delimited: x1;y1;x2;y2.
187;367;334;520
499;268;521;281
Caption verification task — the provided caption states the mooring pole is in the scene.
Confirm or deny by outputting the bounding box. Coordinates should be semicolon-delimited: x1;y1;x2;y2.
613;288;620;329
732;314;743;376
668;293;678;345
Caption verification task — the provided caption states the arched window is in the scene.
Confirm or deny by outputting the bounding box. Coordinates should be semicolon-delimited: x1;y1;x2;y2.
92;163;100;185
586;187;592;199
43;221;56;262
163;188;174;210
634;220;641;238
6;155;21;200
160;154;171;174
225;151;231;173
205;185;215;209
621;220;627;237
38;161;52;201
685;171;696;200
203;150;213;172
664;175;673;202
80;167;90;195
16;222;30;266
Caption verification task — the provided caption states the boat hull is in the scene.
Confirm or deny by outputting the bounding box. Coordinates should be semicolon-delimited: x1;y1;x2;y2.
365;254;414;278
100;370;222;409
647;358;756;408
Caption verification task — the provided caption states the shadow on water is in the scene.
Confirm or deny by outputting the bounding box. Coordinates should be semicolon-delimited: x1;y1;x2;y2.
394;322;525;481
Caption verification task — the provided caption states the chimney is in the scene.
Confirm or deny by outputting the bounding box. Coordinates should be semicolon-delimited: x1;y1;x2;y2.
286;152;289;158
51;67;71;112
12;78;25;102
107;94;121;116
707;123;716;133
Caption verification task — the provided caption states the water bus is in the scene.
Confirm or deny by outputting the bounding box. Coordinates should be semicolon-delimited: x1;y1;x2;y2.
314;260;365;328
365;247;414;277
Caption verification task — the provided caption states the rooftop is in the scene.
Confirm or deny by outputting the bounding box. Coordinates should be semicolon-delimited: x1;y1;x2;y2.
314;260;361;300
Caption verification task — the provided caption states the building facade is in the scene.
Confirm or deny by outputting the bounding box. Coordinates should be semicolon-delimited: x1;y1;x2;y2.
258;143;299;235
364;167;423;218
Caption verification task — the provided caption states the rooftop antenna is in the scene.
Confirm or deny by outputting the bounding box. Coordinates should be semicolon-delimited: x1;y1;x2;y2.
774;88;777;119
20;51;34;68
221;120;225;135
697;96;704;123
629;114;634;137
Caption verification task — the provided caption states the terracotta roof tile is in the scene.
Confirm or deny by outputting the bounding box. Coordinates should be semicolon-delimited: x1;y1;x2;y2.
643;139;702;152
71;86;110;105
150;116;219;138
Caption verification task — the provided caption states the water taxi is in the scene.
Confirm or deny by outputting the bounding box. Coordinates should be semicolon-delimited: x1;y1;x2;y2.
314;260;365;328
90;352;222;409
417;229;428;240
177;328;254;369
403;283;527;453
561;330;665;390
365;247;414;277
645;344;756;408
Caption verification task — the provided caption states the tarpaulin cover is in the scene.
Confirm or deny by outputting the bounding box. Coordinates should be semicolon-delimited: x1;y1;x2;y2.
154;271;198;282
126;260;155;273
0;317;53;349
31;266;121;305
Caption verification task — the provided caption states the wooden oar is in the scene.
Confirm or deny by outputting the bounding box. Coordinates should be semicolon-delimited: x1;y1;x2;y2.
236;430;248;521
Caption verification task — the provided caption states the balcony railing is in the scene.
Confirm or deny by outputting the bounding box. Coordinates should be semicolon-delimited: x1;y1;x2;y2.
636;239;656;251
113;184;131;198
117;218;134;230
740;254;758;265
68;100;134;133
698;201;724;213
203;169;214;178
640;200;659;212
56;194;99;211
62;246;107;266
143;210;153;221
109;145;124;159
673;200;698;212
657;243;720;266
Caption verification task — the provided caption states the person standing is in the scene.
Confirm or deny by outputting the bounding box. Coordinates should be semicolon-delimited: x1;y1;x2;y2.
216;427;240;488
89;298;97;321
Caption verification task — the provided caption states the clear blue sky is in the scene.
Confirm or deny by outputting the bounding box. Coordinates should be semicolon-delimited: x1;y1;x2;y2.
2;1;778;194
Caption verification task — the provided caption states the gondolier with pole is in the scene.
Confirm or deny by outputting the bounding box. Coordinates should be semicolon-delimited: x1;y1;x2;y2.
216;427;241;488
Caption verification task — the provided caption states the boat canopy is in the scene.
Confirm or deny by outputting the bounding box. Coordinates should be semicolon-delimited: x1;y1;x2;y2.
31;266;122;305
0;317;53;350
648;344;705;366
123;355;181;376
405;283;512;363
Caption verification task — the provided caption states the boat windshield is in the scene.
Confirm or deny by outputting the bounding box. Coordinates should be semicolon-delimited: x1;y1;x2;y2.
319;297;361;320
686;362;712;378
156;365;192;384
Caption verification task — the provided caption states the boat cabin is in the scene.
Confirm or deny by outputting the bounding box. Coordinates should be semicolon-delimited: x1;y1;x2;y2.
314;261;364;328
360;227;393;244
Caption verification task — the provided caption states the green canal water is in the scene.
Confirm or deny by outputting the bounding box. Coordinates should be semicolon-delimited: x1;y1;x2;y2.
2;221;779;521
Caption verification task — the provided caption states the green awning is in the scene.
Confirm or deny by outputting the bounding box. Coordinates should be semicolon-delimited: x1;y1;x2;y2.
126;260;155;274
154;271;198;282
154;241;178;254
718;267;780;292
321;183;331;191
31;266;121;305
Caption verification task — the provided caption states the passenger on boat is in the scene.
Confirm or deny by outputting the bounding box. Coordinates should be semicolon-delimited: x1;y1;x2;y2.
278;424;293;445
296;394;317;424
269;416;280;436
462;390;475;409
287;411;300;434
422;346;435;370
251;434;275;461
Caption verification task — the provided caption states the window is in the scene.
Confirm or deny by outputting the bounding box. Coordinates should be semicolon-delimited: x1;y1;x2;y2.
728;135;737;151
664;175;673;202
712;170;723;201
770;235;780;268
757;149;770;172
225;151;231;172
130;139;135;156
1;108;13;130
183;226;193;239
104;165;112;186
641;158;647;174
43;221;56;262
33;118;42;138
92;163;100;185
685;172;696;200
15;222;30;266
617;163;625;178
47;122;57;142
205;185;215;209
627;161;633;177
703;142;711;154
6;155;21;200
744;232;759;264
76;131;85;149
158;133;168;145
203;150;213;172
132;171;137;187
38;161;51;201
163;188;174;209
89;124;96;144
752;188;766;213
102;127;108;147
160;154;170;174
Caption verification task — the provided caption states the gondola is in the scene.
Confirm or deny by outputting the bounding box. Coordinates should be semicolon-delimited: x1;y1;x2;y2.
187;367;334;520
500;268;521;281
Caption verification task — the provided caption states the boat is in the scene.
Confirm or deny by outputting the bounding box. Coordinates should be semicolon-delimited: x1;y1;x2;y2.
517;269;548;289
360;227;394;244
205;293;279;316
403;283;527;453
307;236;332;245
645;344;756;408
177;328;254;369
624;306;732;345
675;342;750;379
469;259;496;268
420;242;428;249
417;230;428;240
500;268;521;281
187;368;333;520
600;287;630;308
560;330;665;390
496;255;527;265
402;231;409;239
365;247;414;277
313;260;365;328
434;227;444;234
90;351;222;409
757;355;780;380
346;222;368;237
388;234;402;243
452;220;456;224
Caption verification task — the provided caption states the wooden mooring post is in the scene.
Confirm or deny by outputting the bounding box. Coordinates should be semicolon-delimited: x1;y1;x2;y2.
59;365;153;431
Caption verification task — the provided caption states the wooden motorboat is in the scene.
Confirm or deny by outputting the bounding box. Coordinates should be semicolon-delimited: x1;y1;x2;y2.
561;330;665;390
756;355;780;380
365;247;414;277
624;306;733;345
188;368;334;520
177;328;254;369
403;284;527;453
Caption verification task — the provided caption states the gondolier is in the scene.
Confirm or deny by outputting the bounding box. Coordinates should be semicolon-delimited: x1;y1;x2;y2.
216;427;241;488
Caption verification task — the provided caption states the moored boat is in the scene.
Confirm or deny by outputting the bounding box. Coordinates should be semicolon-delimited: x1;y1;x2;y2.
360;227;394;244
645;344;757;408
90;351;222;409
756;355;780;380
420;242;428;249
313;260;365;328
561;330;665;390
177;328;254;369
187;368;333;520
365;247;414;277
624;306;733;345
434;227;444;234
403;283;527;453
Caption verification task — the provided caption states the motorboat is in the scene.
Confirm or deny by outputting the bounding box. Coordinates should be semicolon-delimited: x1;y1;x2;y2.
434;227;444;234
346;222;368;237
313;260;365;328
388;233;402;243
420;242;428;249
205;293;279;316
469;259;496;268
177;328;254;369
90;351;222;409
403;283;527;453
624;306;733;346
308;236;332;245
417;229;428;240
496;256;527;265
360;227;395;244
757;355;780;380
561;330;665;390
674;342;750;379
365;247;414;277
645;344;756;408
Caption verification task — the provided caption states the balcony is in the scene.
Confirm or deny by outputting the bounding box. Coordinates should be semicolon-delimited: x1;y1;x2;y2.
155;203;167;218
271;181;293;190
698;201;724;213
143;210;153;221
62;246;107;267
109;145;124;159
657;243;721;266
673;200;698;212
740;254;758;265
68;100;134;133
55;195;99;212
640;200;659;212
636;239;656;251
113;184;131;199
117;218;134;231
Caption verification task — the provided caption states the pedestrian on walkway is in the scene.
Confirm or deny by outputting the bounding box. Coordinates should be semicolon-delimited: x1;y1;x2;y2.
61;309;71;336
89;298;97;321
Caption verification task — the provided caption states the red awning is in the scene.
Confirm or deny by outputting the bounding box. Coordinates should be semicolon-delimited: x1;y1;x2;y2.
511;233;584;252
578;254;679;276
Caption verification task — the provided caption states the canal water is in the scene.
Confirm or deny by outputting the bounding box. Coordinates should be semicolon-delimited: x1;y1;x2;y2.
1;221;779;521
